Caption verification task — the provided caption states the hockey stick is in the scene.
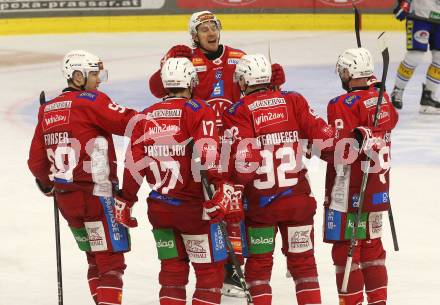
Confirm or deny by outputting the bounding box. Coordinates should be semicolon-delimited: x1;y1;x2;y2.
191;144;253;305
199;169;254;305
341;32;391;293
354;5;362;47
40;91;64;305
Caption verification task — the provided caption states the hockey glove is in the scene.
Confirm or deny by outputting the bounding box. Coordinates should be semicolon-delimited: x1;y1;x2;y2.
270;63;285;89
393;0;410;21
224;185;245;223
353;126;385;152
113;195;138;228
35;178;54;197
203;183;235;223
160;45;193;67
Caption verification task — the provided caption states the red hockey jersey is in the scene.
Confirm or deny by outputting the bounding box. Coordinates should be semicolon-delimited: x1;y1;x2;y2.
28;89;137;196
121;97;224;204
222;90;334;210
325;83;399;214
149;45;245;127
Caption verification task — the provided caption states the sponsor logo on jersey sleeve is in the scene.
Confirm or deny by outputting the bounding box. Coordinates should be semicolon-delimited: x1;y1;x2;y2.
185;99;202;112
182;234;212;263
42;109;70;131
227;101;243;115
287;225;313;253
77;91;98;101
343;95;360;108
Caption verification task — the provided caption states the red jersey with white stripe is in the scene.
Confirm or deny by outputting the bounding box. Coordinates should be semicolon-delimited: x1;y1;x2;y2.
121;97;223;203
325;83;399;213
149;45;245;127
28;89;137;196
222;89;334;210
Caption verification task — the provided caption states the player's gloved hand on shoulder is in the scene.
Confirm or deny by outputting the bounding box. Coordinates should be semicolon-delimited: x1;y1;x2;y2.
113;194;138;228
270;63;285;89
203;183;235;223
35;178;54;197
160;45;193;67
353;126;385;152
224;184;245;223
393;0;410;21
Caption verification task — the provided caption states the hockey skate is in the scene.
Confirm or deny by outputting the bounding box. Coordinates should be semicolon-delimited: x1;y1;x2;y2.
221;265;245;298
391;86;404;110
420;84;440;114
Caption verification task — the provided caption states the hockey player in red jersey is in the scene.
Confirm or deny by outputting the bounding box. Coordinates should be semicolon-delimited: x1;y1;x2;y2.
222;54;336;305
148;10;286;296
114;57;244;305
28;50;138;305
324;48;399;305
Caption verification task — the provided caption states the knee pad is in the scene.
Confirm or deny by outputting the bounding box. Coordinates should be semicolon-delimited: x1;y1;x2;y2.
159;258;190;287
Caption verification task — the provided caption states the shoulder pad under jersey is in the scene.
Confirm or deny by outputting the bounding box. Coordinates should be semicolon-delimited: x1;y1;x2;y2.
280;90;300;96
329;96;341;104
342;94;361;108
77;91;99;101
185;99;202;112
226;100;244;115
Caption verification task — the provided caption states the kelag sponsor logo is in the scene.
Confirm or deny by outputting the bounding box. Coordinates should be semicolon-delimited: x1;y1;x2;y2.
156;240;174;248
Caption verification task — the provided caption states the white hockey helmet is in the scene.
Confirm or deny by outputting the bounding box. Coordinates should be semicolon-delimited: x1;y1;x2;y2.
62;50;108;82
336;47;374;79
234;54;272;86
161;57;198;89
189;11;221;36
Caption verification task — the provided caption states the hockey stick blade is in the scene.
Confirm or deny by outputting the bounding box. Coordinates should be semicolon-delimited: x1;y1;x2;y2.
354;5;361;47
39;91;46;105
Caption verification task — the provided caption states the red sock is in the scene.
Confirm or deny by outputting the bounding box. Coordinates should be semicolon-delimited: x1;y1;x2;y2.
249;283;272;305
160;286;186;305
97;286;122;305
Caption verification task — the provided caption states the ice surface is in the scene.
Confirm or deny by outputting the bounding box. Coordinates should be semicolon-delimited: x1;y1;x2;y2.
1;31;438;304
